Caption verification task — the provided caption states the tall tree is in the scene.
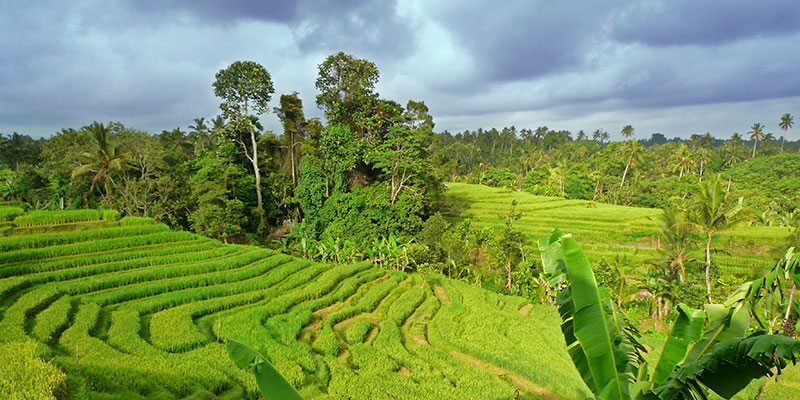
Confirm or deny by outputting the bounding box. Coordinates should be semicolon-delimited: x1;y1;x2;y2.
779;113;793;154
274;92;307;187
748;122;765;158
315;52;379;136
619;139;642;188
188;117;210;152
669;144;694;178
685;174;749;302
71;122;129;203
621;125;634;142
592;129;602;143
212;60;275;209
0;132;40;170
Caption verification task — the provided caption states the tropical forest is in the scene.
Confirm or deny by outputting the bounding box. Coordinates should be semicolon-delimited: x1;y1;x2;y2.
2;3;800;400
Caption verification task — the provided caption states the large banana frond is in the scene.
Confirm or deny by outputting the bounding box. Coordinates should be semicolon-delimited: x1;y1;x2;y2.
650;304;705;386
557;233;639;399
651;334;800;399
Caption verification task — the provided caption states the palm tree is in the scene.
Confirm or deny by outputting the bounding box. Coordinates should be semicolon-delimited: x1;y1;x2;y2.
700;132;714;150
695;148;709;179
188;117;210;152
669;144;693;178
621;125;634;142
600;131;610;149
748;122;765;158
779;113;793;154
592;129;602;143
658;206;697;283
576;130;587;141
619;139;643;188
72;122;130;203
684;174;750;302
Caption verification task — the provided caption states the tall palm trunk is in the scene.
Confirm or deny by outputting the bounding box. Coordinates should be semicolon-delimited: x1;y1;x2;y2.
250;128;263;207
752;139;758;159
781;137;785;154
619;162;631;188
783;282;795;334
705;232;714;302
290;130;297;186
506;260;513;290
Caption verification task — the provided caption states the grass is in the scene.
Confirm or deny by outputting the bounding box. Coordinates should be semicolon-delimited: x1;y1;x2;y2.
444;182;790;278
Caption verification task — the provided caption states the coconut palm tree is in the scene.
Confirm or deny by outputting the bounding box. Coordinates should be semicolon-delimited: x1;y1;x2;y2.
621;125;634;142
592;129;602;143
71;122;130;203
599;131;609;148
576;130;587;141
669;144;693;179
619;139;643;188
658;206;698;283
748;123;765;158
188;117;210;152
779;113;793;154
684;174;750;302
700;132;714;150
695;148;709;180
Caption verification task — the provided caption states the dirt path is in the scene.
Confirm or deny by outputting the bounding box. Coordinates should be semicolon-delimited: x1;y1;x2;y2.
433;285;450;305
449;351;557;400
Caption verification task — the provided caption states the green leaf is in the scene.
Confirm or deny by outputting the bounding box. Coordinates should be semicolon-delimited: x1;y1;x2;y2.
651;304;705;386
559;235;628;400
539;229;566;275
226;339;303;400
654;334;800;400
686;303;750;363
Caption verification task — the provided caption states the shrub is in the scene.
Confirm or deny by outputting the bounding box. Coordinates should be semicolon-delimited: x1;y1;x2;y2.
482;167;518;188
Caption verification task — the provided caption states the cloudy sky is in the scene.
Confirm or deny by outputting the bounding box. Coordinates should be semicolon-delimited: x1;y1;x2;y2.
2;1;799;140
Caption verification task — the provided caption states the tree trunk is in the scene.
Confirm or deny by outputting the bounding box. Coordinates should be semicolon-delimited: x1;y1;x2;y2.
290;131;296;186
619;162;630;188
783;282;796;334
104;179;112;203
752;139;758;159
250;128;263;207
699;160;704;180
781;137;785;154
705;232;713;303
506;260;513;290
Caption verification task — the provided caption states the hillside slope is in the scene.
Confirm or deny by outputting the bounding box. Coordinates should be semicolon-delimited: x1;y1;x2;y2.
443;182;790;278
0;209;588;399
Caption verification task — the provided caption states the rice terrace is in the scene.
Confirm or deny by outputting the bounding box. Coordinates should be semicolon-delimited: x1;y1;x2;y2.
3;2;800;400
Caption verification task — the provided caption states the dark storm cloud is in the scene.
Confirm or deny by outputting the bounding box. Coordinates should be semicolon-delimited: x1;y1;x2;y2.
130;0;299;23
1;1;798;139
429;1;612;82
292;0;416;58
610;0;800;47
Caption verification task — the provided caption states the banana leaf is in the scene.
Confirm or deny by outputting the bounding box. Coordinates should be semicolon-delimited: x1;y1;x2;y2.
652;333;800;399
227;338;303;400
650;304;705;386
559;234;634;400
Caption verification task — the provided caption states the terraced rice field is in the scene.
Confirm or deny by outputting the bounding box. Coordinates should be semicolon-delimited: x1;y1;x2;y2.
0;208;592;399
444;183;791;278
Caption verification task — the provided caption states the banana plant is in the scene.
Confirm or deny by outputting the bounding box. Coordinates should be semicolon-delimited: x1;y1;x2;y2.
226;338;303;400
539;229;800;400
